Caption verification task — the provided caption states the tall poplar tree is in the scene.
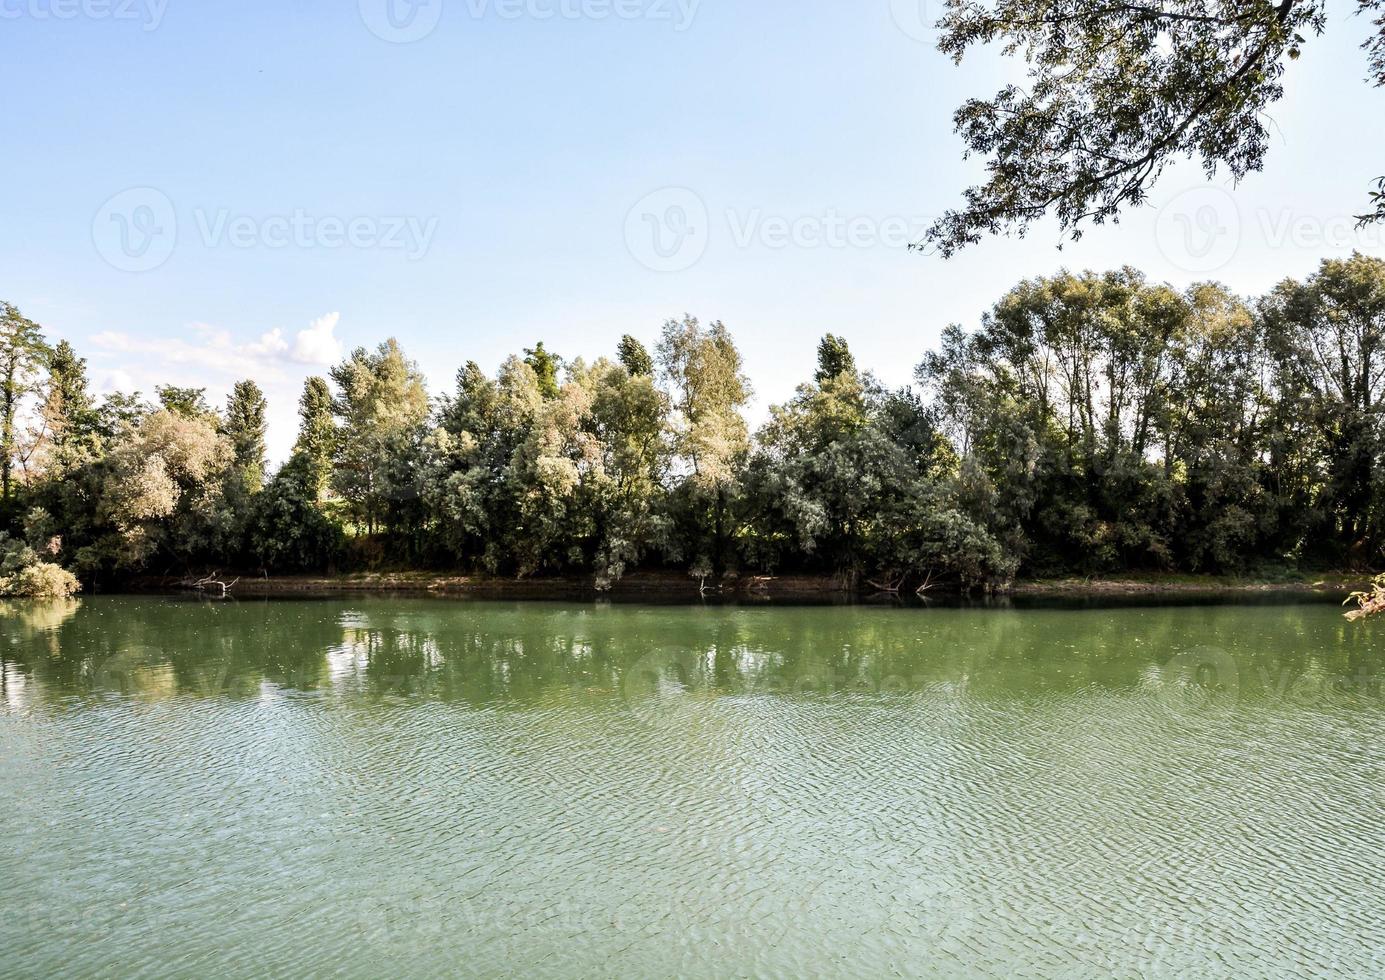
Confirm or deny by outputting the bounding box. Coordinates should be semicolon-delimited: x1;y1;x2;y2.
0;302;50;504
225;380;268;491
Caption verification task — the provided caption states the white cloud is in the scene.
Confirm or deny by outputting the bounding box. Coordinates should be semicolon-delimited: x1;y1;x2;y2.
291;312;342;365
93;313;341;374
89;312;346;465
93;368;136;396
247;328;290;357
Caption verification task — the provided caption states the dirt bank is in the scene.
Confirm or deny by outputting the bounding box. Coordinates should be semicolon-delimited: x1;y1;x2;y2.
1009;573;1371;598
129;569;1373;602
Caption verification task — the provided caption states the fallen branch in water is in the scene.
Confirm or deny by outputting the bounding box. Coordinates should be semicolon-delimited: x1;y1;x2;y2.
866;572;905;595
1344;574;1385;621
181;571;240;597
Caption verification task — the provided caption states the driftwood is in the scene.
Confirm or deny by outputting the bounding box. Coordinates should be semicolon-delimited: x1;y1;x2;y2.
1344;575;1385;621
1345;595;1385;621
866;568;941;597
866;572;906;595
181;571;240;597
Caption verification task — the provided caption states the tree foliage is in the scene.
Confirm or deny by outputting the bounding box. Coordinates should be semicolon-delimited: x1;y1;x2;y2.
247;454;343;573
292;376;336;500
0;528;79;598
617;334;655;377
224;380;268;491
82;408;236;574
329;340;430;539
523;342;563;399
0;302;50;505
156;385;215;420
926;0;1385;255
8;264;1385;594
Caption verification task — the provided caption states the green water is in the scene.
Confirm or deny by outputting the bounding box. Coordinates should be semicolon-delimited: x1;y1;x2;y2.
1;596;1382;977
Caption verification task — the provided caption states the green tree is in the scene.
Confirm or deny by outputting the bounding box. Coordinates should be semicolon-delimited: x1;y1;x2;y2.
926;0;1385;255
524;342;563;399
156;385;215;420
92;391;150;441
745;335;1006;588
329;339;430;541
577;356;670;587
616;334;655;377
24;341;105;559
0;302;50;504
919;269;1192;573
292;376;337;499
38;340;99;463
82;408;236;574
814;333;857;384
1262;252;1385;564
1165;284;1276;571
247;454;343;573
224;380;268;491
657;316;752;575
423;358;538;571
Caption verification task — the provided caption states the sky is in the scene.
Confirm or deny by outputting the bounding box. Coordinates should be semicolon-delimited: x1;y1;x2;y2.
2;0;1384;462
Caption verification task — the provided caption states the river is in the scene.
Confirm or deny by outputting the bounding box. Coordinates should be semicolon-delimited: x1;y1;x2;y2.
1;596;1381;976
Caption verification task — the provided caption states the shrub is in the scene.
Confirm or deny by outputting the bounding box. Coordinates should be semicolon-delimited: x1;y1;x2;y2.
0;533;81;598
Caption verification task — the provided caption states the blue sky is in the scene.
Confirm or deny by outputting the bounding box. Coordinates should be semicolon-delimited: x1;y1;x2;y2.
3;0;1384;461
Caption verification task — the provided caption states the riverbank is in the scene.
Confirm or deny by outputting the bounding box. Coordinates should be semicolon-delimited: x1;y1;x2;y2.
134;569;854;600
1011;572;1372;598
128;569;1374;601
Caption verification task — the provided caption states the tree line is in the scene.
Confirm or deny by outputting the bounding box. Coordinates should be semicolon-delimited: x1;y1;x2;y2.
3;253;1385;597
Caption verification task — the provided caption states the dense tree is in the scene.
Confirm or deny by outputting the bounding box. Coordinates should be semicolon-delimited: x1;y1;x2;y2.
1262;253;1385;562
224;380;268;491
745;335;1009;589
247;453;343;573
79;408;236;575
920;268;1196;572
423;358;540;572
523;342;562;399
292;376;337;500
926;0;1385;255
0;302;50;505
156;385;215;420
617;334;655;377
23;342;105;567
657;316;752;576
91;392;150;442
422;347;671;587
330;340;431;543
576;356;671;586
14;262;1385;593
814;333;856;384
1166;284;1276;570
37;340;98;464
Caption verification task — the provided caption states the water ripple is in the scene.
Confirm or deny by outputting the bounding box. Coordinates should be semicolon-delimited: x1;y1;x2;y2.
1;597;1382;977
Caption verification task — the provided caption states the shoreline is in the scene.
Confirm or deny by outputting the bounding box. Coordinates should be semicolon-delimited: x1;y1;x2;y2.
1009;573;1372;598
133;570;854;601
123;570;1374;602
